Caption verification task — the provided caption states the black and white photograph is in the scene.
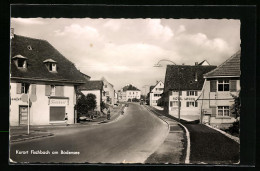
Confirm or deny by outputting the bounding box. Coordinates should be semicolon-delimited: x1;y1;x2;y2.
9;6;245;165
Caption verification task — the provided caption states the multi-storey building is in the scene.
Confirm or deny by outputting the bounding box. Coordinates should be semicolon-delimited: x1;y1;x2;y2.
197;51;240;128
149;81;164;106
10;34;85;126
101;77;115;105
162;64;216;120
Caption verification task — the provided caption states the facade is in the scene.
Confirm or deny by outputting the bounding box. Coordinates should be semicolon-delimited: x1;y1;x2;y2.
114;91;118;104
198;51;240;128
163;64;216;120
101;77;115;105
149;81;164;106
120;84;141;101
78;80;104;112
10;34;85;126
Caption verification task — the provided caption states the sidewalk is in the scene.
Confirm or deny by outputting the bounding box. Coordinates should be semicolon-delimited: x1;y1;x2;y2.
10;105;124;143
144;105;187;164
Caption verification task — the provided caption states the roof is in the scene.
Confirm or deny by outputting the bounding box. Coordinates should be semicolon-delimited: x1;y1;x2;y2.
78;80;103;91
149;86;155;92
204;51;241;78
150;81;164;92
80;72;91;79
198;60;210;66
164;65;217;92
12;54;28;59
43;59;57;63
122;84;140;91
101;77;114;87
10;34;85;83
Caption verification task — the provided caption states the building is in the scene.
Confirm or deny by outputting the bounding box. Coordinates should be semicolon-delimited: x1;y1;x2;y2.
10;34;85;126
149;81;164;106
198;60;210;66
101;77;115;105
114;91;118;104
121;84;141;101
197;51;240;128
78;80;104;112
162;64;216;120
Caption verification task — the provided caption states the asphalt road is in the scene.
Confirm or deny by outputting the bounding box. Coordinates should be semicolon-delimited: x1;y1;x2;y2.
10;103;168;164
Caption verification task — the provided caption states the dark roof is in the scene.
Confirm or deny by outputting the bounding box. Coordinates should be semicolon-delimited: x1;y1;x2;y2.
149;86;155;92
80;72;91;79
78;80;103;91
11;34;85;83
164;65;217;92
122;84;140;91
204;51;241;78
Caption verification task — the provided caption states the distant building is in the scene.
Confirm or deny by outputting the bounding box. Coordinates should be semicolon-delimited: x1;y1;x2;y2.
121;84;141;101
162;64;216;120
149;81;164;106
101;77;115;105
10;34;85;126
198;51;240;128
78;80;104;112
198;60;210;66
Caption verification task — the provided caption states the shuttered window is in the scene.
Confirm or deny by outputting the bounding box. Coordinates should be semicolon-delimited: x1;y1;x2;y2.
16;83;22;94
55;86;64;96
45;85;51;96
31;84;36;95
230;80;237;92
210;80;217;92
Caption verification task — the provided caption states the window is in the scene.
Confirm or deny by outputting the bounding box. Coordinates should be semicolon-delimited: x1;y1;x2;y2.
48;63;57;72
104;85;107;88
21;83;30;94
51;85;56;96
218;106;230;116
44;59;57;72
186;101;198;107
187;91;198;96
218;80;229;91
170;101;179;107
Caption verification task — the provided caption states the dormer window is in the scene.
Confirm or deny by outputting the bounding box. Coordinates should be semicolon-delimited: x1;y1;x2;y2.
27;45;32;50
12;55;28;69
43;59;57;72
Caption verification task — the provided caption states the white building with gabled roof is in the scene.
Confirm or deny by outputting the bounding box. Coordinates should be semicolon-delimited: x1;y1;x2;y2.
149;81;164;106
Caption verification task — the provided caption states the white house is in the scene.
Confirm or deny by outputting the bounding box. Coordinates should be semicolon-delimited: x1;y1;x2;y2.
10;34;85;126
149;81;164;106
101;77;115;105
162;64;216;121
121;84;141;101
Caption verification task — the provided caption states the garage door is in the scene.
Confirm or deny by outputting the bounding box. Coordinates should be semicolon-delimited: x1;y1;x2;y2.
50;107;65;121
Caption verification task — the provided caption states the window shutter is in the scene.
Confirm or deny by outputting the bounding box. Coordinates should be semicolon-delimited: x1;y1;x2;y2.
31;84;36;95
195;91;198;96
230;80;237;92
45;85;51;96
210;80;217;92
195;101;198;107
16;83;22;94
186;102;189;107
56;86;64;96
186;91;189;96
211;107;216;117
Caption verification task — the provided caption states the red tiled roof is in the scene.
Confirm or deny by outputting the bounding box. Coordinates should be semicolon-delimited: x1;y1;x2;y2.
204;51;241;78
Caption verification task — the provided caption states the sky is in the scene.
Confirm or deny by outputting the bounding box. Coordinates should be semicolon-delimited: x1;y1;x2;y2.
11;18;240;93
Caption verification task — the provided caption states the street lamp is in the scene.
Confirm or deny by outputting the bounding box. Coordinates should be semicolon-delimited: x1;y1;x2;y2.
154;59;181;123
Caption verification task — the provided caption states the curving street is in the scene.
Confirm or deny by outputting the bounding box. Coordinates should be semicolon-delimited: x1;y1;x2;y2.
10;103;168;163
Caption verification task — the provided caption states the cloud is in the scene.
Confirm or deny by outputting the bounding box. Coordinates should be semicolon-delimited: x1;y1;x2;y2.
104;20;121;31
146;19;174;41
54;24;100;39
11;18;45;25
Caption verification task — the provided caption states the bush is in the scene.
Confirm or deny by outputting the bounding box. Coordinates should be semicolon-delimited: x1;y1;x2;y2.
132;98;140;102
228;120;240;135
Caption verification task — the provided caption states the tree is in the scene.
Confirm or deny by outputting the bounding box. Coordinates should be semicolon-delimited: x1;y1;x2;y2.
231;92;240;119
76;94;88;115
85;93;97;111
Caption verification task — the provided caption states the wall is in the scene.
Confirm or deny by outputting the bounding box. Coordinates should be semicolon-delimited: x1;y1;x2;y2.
103;80;115;105
168;90;201;120
81;90;101;111
10;80;76;126
126;90;141;101
200;78;240;126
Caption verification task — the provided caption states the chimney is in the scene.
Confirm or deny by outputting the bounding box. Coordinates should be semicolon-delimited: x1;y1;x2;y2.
10;28;14;39
195;62;198;66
